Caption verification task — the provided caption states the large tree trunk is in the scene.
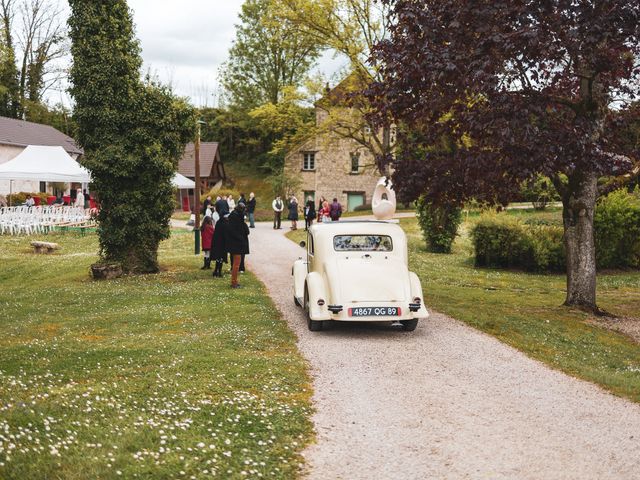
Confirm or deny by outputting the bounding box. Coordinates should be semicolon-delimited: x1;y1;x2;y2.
562;169;598;311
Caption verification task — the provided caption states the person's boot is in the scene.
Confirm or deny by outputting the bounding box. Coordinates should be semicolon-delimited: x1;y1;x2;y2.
200;257;207;270
206;258;212;269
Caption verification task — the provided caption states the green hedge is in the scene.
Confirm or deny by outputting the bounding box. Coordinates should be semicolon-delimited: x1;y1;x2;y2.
471;189;640;271
6;191;49;206
594;189;640;268
416;196;462;253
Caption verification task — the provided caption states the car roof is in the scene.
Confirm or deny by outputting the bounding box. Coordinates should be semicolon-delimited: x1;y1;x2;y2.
309;220;404;238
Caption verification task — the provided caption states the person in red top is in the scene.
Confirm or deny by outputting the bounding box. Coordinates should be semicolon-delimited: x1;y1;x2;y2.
200;216;214;270
319;200;331;223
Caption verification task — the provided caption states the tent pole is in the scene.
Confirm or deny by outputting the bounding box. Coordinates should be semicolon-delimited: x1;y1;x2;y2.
9;180;12;207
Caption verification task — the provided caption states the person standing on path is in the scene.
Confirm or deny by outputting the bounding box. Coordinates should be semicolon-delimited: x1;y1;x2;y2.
225;203;250;288
272;196;284;229
317;196;325;222
202;195;212;214
304;196;316;230
211;215;228;278
330;197;343;221
319;200;331;223
288;195;299;230
215;195;229;217
247;192;256;228
200;216;214;270
227;194;236;211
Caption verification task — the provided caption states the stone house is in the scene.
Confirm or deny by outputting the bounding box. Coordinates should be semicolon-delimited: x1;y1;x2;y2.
283;76;383;212
0;115;84;195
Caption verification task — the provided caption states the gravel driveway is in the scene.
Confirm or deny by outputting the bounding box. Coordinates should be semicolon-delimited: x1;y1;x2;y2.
247;221;640;480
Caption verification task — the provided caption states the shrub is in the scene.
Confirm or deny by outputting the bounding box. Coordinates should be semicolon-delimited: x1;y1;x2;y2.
594;189;640;269
520;175;559;210
471;214;535;268
416;196;462;253
6;191;49;205
528;225;566;271
472;190;640;272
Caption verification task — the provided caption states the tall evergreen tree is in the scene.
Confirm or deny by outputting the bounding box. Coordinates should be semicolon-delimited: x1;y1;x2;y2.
69;0;195;274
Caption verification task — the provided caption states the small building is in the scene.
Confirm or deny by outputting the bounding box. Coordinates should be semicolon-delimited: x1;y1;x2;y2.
178;142;226;192
283;75;383;212
0;115;84;195
176;142;226;212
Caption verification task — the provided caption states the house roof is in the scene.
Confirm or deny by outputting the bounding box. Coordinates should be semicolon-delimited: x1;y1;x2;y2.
315;70;371;110
178;142;220;178
0;116;83;155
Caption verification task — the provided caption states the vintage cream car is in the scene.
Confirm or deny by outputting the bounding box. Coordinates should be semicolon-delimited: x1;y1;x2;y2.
293;220;429;331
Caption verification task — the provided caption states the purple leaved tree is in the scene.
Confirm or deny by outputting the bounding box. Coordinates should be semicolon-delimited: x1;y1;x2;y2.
369;0;640;311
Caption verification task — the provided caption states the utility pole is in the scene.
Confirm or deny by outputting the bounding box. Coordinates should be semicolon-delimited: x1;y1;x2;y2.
193;120;205;254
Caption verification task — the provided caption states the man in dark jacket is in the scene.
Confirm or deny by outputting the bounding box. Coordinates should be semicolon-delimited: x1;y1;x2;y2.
225;204;250;288
247;192;257;228
215;196;230;216
211;215;228;278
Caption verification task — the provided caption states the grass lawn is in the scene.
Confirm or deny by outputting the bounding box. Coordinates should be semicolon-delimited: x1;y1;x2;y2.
0;231;313;479
286;209;640;403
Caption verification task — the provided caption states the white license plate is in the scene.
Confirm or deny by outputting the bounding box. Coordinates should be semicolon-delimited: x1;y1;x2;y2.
348;307;402;317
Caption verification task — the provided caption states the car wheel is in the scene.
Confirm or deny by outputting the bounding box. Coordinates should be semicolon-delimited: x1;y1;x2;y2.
304;287;323;332
401;319;418;332
294;295;301;307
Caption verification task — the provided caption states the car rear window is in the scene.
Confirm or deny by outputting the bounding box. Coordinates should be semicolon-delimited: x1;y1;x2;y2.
333;235;393;252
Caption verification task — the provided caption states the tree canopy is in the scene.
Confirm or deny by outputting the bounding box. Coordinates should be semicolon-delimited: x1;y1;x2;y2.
370;0;640;310
222;0;320;108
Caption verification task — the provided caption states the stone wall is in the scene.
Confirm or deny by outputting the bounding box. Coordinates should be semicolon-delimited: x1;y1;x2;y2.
284;133;380;212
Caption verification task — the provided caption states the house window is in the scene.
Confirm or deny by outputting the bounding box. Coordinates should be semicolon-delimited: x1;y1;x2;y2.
350;153;360;174
303;152;316;171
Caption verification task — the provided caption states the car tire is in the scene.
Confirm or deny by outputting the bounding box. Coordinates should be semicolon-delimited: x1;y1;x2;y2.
304;287;323;332
401;319;418;332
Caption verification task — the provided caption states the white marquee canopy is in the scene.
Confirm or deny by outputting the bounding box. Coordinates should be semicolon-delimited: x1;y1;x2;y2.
0;145;91;183
171;172;195;189
0;145;195;190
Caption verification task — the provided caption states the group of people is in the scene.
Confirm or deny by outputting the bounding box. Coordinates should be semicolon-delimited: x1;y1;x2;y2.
197;191;343;287
200;192;254;289
272;195;343;230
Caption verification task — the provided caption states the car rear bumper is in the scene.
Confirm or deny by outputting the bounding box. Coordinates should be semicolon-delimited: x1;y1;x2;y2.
315;302;429;322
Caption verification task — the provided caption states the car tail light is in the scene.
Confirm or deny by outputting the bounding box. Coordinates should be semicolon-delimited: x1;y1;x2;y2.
317;299;325;306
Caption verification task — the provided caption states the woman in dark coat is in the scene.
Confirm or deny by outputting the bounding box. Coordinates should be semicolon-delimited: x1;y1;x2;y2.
287;195;299;230
304;196;316;230
211;215;228;278
200;216;214;270
224;204;250;288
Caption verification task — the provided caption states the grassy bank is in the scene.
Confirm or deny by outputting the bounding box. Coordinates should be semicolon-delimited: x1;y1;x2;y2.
286;210;640;402
0;232;313;479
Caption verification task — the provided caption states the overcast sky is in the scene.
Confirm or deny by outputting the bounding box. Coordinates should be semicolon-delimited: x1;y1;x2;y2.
52;0;347;107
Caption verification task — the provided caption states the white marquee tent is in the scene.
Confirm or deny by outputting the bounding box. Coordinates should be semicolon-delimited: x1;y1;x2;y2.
171;172;195;189
0;145;91;183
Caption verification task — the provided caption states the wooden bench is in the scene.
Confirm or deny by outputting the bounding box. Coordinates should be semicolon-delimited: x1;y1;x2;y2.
31;241;60;254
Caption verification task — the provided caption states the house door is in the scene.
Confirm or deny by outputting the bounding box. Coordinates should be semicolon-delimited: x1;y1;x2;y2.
347;193;365;212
